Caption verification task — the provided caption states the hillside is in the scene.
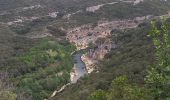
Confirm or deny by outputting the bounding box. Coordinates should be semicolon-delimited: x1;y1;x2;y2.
52;22;154;100
0;0;170;100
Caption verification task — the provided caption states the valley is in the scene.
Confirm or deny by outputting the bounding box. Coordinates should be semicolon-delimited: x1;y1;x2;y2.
0;0;170;100
49;11;170;99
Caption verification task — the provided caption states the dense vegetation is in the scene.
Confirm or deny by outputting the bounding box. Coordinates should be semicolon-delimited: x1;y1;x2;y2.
0;18;75;99
53;21;154;100
88;76;152;100
0;0;170;100
12;39;75;100
145;19;170;99
54;19;170;100
68;0;170;27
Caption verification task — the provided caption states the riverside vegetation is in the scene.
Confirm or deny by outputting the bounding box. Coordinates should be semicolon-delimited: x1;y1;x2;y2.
0;38;76;100
0;0;170;100
53;19;170;100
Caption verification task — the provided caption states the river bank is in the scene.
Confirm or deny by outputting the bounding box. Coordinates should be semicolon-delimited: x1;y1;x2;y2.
48;12;170;99
70;51;88;83
49;50;88;99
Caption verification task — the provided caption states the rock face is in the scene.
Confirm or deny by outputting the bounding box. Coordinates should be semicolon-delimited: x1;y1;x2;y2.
66;18;143;50
86;4;104;12
49;12;170;98
48;12;59;18
134;0;144;5
85;0;145;13
86;2;117;12
66;16;149;73
22;5;42;11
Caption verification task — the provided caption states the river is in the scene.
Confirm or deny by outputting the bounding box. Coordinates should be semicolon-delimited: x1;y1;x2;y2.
71;51;88;83
49;51;88;98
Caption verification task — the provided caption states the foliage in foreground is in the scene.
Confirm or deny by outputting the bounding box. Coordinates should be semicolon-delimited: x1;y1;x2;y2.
89;19;170;100
145;19;170;99
88;76;152;100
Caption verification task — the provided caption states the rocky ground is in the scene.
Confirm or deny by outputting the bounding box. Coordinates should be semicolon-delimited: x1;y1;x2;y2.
66;15;150;73
66;11;170;74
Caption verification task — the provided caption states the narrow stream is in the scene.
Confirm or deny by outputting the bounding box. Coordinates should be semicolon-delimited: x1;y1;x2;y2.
71;51;88;83
50;51;88;98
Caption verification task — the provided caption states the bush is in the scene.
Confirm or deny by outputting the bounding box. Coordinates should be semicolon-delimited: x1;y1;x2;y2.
0;91;17;100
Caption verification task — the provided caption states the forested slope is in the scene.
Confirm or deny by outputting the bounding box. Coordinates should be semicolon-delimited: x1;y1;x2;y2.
0;0;170;100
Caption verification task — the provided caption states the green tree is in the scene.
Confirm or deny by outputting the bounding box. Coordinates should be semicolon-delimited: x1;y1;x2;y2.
88;76;152;100
0;91;17;100
88;90;109;100
145;19;170;99
109;76;151;100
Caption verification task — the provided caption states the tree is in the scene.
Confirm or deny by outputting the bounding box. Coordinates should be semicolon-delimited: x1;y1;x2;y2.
0;72;18;100
88;76;152;100
88;90;109;100
109;76;152;100
145;18;170;99
0;91;17;100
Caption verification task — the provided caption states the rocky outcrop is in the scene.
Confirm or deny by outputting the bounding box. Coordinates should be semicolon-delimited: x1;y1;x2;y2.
66;18;143;50
66;15;153;73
